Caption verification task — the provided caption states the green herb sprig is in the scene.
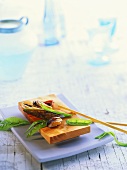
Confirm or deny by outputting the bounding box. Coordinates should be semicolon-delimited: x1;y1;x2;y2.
95;131;127;147
0;117;30;131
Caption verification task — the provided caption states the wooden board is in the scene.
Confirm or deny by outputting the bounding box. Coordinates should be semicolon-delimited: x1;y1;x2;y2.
18;94;90;144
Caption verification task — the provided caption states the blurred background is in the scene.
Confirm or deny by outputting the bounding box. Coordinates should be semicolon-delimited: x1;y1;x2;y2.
0;0;127;110
0;0;127;43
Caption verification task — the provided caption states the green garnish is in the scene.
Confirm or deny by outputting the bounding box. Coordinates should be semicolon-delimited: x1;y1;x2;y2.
66;118;92;126
25;120;47;137
40;104;72;117
95;131;127;147
0;117;30;131
25;119;45;134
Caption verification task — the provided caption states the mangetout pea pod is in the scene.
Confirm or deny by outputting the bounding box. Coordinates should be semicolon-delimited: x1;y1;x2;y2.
40;104;72;117
26;120;47;137
66;118;92;126
25;119;45;134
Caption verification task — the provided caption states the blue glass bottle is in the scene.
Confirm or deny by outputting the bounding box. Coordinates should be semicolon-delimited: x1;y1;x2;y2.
43;0;59;46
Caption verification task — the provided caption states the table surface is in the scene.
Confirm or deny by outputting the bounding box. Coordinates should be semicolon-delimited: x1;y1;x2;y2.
1;0;127;169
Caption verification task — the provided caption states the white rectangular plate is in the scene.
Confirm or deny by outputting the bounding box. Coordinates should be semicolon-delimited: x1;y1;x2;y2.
0;94;113;163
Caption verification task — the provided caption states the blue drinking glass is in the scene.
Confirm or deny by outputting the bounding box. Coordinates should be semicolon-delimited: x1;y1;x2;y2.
87;18;117;66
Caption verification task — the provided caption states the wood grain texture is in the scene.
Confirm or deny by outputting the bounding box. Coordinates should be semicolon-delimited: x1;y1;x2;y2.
18;94;90;144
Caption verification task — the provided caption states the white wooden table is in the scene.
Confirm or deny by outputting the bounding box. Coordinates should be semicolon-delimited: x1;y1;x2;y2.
1;0;127;169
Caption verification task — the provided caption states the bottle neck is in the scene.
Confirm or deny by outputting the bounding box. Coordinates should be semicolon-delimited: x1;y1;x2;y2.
44;0;55;19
